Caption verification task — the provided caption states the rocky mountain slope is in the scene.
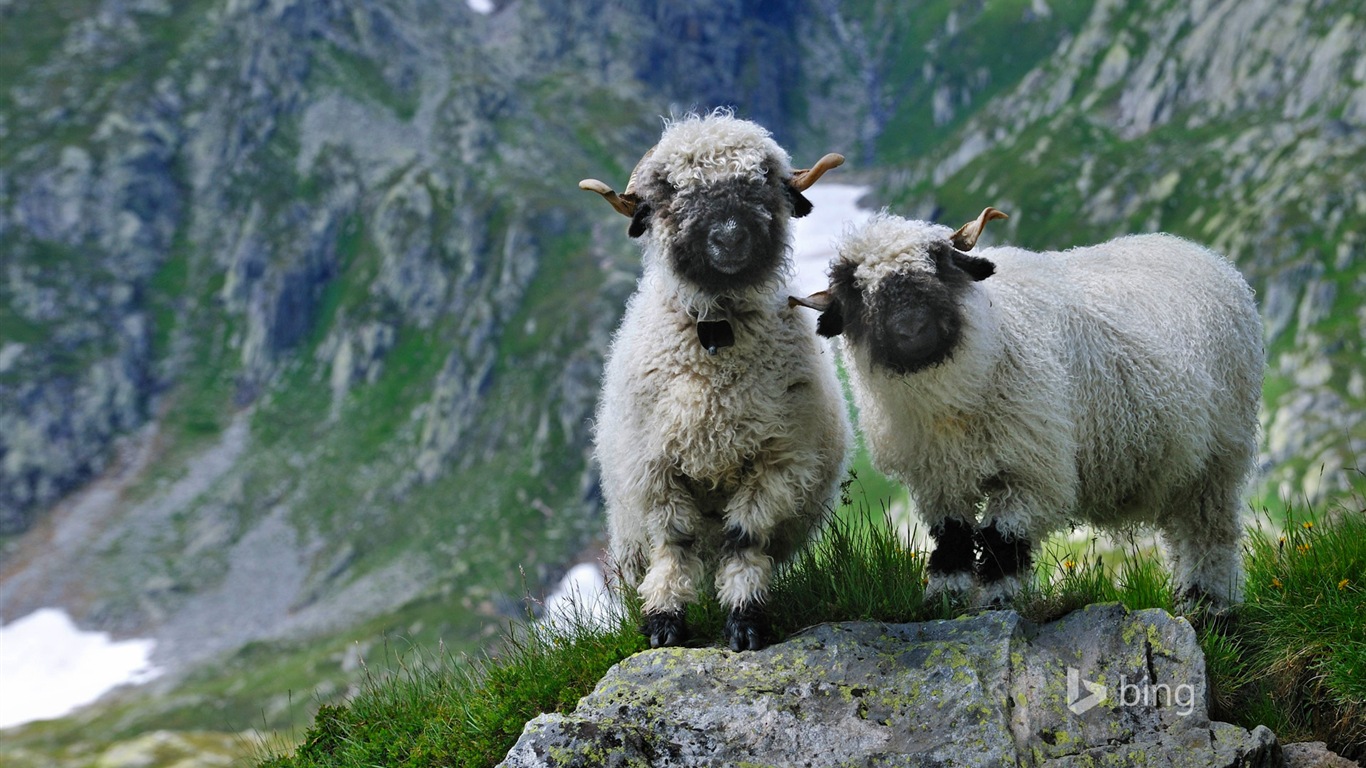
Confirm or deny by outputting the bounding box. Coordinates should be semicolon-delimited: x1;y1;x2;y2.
852;0;1366;504
0;2;853;757
1;0;1363;765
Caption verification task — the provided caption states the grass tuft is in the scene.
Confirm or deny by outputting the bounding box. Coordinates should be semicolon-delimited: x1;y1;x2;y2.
257;612;648;768
258;479;1366;766
1210;501;1366;752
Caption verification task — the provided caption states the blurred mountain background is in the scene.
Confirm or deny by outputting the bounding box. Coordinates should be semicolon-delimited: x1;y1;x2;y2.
1;0;1362;764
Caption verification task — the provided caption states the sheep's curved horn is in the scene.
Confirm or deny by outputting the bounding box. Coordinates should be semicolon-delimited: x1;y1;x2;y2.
623;146;655;197
950;207;1009;251
579;179;638;217
788;291;835;311
791;153;845;192
579;146;656;218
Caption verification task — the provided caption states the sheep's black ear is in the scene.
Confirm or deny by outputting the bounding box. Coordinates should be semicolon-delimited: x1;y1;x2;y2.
627;203;653;238
787;184;814;219
816;299;844;337
951;251;995;281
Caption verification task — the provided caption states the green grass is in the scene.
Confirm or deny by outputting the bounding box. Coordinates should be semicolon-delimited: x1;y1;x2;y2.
1213;504;1366;747
256;610;649;768
256;480;1366;767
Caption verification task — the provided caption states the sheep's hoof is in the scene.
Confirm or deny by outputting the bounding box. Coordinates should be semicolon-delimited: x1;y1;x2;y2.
976;574;1023;610
642;610;686;648
725;605;768;652
1177;586;1235;632
925;570;977;606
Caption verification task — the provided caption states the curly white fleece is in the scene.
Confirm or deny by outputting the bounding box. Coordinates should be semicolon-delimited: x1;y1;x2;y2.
836;213;1263;605
595;115;850;616
647;110;793;190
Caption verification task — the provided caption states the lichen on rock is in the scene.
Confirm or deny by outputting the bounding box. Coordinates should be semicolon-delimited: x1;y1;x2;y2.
500;605;1280;767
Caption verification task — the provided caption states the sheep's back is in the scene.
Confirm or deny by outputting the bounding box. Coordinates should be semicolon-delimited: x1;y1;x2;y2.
985;234;1261;520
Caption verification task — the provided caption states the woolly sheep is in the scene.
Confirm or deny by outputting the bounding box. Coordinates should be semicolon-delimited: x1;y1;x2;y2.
793;208;1263;608
581;113;851;650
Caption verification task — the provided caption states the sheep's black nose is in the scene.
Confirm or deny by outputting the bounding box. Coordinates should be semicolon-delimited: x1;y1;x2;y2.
875;305;949;374
706;219;752;274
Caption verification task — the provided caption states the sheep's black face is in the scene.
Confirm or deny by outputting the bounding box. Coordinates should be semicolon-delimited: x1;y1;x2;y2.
639;173;804;294
820;241;993;375
867;269;965;374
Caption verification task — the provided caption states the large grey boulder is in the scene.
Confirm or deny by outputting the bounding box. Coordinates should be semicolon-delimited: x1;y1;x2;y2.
500;604;1279;767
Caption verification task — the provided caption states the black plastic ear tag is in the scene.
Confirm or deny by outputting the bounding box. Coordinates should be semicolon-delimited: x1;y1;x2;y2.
697;320;735;355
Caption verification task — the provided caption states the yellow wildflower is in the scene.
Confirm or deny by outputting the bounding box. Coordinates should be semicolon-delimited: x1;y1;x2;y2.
1302;521;1314;530
1297;543;1311;555
1271;577;1283;588
1339;579;1350;591
1063;559;1077;572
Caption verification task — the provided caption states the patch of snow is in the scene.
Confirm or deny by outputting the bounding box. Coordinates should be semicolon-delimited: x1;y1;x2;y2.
0;608;160;729
466;0;494;14
539;563;617;635
790;184;874;296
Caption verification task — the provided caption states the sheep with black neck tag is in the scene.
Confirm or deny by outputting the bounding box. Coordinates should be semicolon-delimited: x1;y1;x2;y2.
581;112;851;650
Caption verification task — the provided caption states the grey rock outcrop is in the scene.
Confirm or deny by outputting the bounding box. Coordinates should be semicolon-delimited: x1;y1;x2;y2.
1282;742;1360;768
501;604;1279;767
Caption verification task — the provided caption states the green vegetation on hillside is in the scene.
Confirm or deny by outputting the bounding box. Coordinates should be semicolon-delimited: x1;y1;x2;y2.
256;480;1366;767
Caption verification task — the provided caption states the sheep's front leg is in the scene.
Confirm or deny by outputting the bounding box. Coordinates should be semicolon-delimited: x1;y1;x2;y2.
926;516;978;600
922;490;979;601
716;461;805;652
717;526;775;651
637;474;706;648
